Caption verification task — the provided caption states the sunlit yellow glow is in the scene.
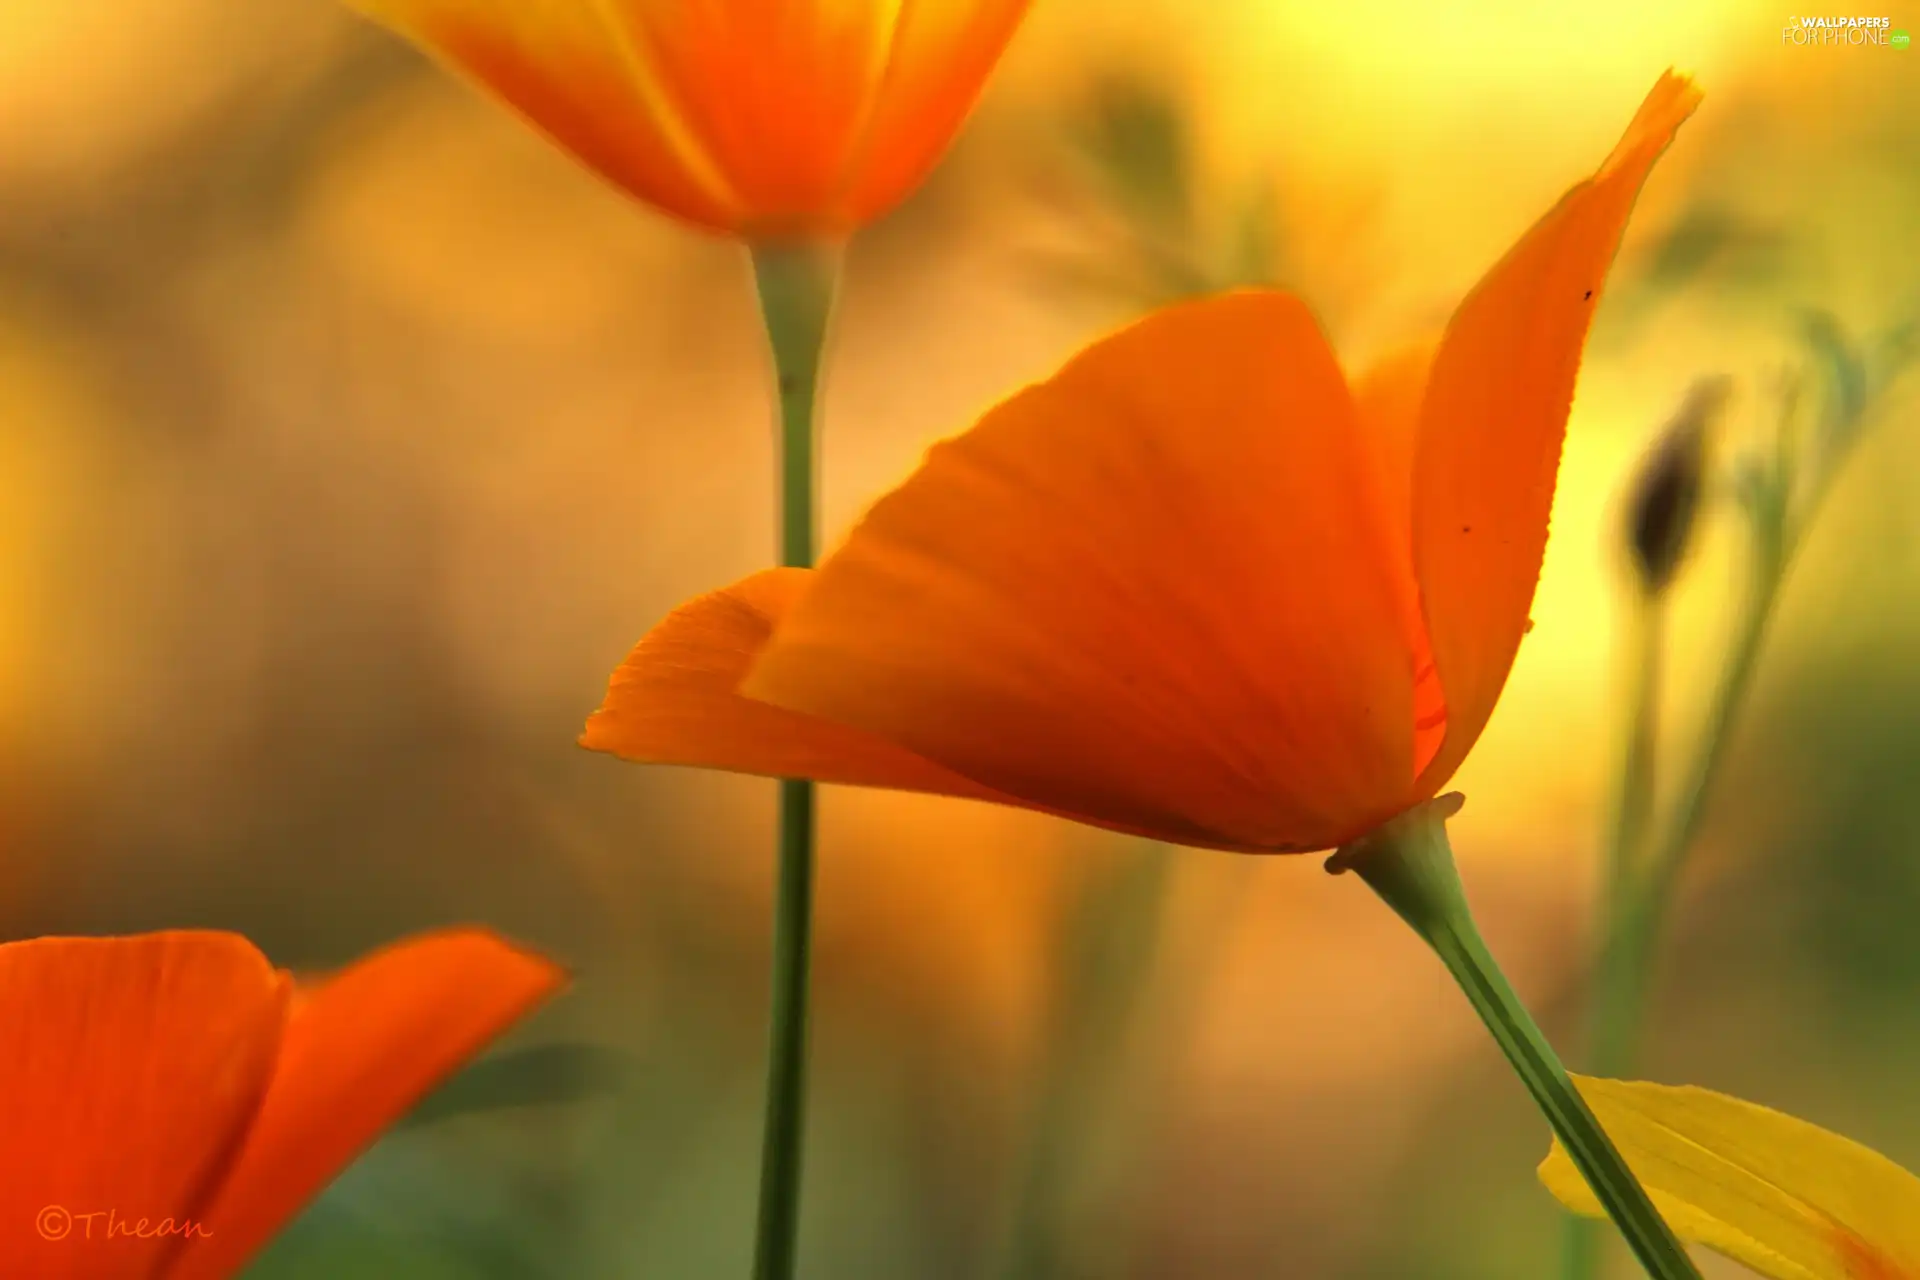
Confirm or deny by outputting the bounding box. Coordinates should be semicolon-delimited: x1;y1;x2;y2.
0;320;85;738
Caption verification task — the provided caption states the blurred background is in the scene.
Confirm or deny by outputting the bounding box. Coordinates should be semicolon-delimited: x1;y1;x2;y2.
1;0;1917;1275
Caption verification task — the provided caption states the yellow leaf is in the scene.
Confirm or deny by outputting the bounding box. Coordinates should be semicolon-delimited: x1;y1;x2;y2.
1539;1076;1920;1280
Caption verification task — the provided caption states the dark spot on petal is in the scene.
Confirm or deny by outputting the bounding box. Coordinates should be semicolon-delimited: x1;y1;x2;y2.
1583;290;1593;300
1461;524;1472;533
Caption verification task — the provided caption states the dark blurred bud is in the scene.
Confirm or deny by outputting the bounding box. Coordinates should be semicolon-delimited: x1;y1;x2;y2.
1625;376;1731;594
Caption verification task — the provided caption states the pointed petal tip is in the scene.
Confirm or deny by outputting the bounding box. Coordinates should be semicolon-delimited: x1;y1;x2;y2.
577;707;621;755
439;924;569;973
417;927;571;1002
302;925;571;1011
1604;71;1704;176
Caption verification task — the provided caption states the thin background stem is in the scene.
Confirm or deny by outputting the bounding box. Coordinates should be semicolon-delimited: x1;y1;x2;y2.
1561;332;1900;1279
1564;507;1787;1280
1562;590;1669;1280
749;241;842;1280
999;840;1175;1280
1593;544;1784;1073
1604;597;1667;933
1576;322;1914;1116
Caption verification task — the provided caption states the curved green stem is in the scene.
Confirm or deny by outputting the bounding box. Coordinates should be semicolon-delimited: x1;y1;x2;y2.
1333;798;1703;1280
748;241;842;1280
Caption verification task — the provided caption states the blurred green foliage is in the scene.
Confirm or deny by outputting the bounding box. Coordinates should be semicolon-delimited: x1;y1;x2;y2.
396;1043;637;1132
1025;71;1287;310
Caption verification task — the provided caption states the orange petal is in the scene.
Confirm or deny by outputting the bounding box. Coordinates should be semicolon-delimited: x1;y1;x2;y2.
1353;340;1448;779
843;0;1033;225
163;929;564;1280
1410;71;1701;791
0;932;287;1279
581;567;1021;804
347;0;741;231
746;291;1418;853
609;0;895;232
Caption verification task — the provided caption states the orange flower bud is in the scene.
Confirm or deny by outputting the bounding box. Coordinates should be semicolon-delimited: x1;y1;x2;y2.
348;0;1033;239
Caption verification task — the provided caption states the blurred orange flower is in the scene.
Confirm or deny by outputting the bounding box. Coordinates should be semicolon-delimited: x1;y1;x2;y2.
346;0;1032;238
0;927;563;1278
583;74;1701;852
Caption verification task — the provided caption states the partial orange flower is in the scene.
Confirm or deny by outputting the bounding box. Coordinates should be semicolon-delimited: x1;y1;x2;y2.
0;927;564;1278
583;74;1702;852
346;0;1033;238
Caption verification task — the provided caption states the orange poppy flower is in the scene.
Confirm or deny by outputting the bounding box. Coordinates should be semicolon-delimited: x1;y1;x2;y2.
346;0;1033;238
582;73;1701;852
0;927;563;1278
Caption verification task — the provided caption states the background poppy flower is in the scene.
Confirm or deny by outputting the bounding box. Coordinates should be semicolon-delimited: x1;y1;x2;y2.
583;72;1701;853
344;0;1034;238
0;927;563;1279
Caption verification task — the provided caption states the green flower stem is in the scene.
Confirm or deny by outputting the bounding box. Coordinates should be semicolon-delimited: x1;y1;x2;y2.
748;241;842;1280
1001;840;1176;1280
1331;798;1703;1280
1602;599;1666;918
1561;592;1670;1280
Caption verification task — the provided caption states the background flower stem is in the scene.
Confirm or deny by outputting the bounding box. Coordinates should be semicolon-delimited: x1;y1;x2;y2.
1335;799;1705;1280
1562;530;1786;1275
1558;315;1920;1279
1592;541;1784;1075
1562;362;1832;1280
1604;598;1669;923
999;838;1175;1280
1561;587;1672;1280
749;240;842;1280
